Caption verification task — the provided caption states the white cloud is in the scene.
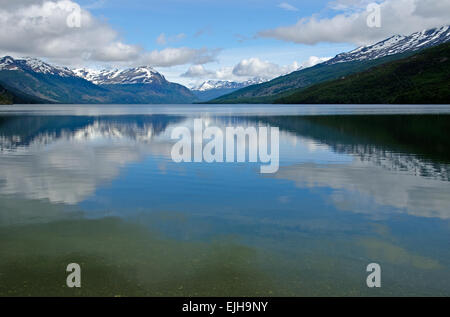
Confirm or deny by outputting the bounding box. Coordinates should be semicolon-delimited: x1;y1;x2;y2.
181;65;215;78
0;0;217;67
90;42;141;62
156;34;168;46
328;0;374;11
194;26;213;38
142;47;219;67
275;160;450;220
181;55;331;81
301;56;332;68
278;2;299;12
0;120;175;205
181;58;301;81
156;33;186;46
232;58;299;79
181;65;234;80
259;0;450;46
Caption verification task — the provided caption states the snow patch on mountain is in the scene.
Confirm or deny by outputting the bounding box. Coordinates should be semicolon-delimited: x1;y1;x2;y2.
73;67;165;85
192;78;267;91
328;25;450;64
0;56;75;77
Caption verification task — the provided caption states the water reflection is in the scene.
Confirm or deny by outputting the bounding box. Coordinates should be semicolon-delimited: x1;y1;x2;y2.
0;116;181;204
0;110;449;296
275;161;450;219
0;114;449;216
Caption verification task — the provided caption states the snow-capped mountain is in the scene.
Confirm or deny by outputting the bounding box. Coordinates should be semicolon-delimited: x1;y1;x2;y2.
191;78;268;101
0;56;196;104
0;56;75;77
0;57;172;87
328;25;450;64
73;66;165;85
193;80;244;91
192;78;267;91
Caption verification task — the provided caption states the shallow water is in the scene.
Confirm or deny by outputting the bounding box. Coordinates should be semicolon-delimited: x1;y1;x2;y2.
0;105;449;296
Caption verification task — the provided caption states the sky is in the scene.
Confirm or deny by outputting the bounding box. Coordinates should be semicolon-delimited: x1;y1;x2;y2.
0;0;449;86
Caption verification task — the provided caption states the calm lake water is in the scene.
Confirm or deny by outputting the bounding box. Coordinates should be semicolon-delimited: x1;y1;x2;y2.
0;104;449;296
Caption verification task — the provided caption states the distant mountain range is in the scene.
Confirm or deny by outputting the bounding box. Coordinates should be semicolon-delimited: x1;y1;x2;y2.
0;56;75;77
1;25;449;105
191;78;267;101
0;58;196;104
73;67;165;85
0;57;263;104
208;25;450;104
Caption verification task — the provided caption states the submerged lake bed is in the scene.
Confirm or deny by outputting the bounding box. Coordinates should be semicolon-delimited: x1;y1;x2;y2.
0;104;449;296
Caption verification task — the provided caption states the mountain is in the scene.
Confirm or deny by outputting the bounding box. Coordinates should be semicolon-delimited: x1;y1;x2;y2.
275;43;450;104
73;66;165;85
206;53;412;104
0;57;197;104
193;78;266;91
74;66;197;104
0;56;75;77
0;84;13;104
0;83;49;104
191;78;266;101
208;25;450;104
0;56;109;104
327;26;450;64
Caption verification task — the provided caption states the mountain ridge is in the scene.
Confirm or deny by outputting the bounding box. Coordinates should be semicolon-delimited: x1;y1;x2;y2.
276;42;450;104
0;57;197;104
1;25;449;105
0;56;75;77
191;78;267;101
192;78;267;91
327;25;450;64
73;66;166;85
207;25;450;104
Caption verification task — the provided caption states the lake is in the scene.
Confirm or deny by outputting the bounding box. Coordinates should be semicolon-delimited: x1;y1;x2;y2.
0;104;449;296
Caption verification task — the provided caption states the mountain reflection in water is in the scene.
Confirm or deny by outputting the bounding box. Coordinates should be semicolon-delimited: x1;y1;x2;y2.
0;110;449;296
